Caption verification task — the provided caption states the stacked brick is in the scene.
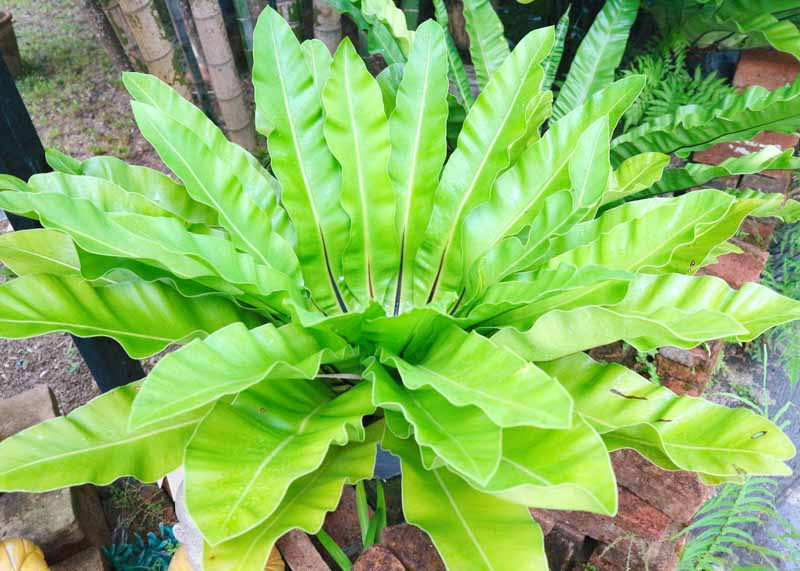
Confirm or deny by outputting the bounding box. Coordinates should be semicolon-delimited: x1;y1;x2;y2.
0;385;110;570
534;48;800;570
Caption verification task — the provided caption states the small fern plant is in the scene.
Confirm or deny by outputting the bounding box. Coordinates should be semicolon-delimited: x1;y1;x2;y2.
619;37;735;132
677;477;795;570
679;347;800;570
0;7;799;571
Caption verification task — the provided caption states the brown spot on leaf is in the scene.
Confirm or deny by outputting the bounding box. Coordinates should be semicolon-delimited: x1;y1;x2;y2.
610;388;648;400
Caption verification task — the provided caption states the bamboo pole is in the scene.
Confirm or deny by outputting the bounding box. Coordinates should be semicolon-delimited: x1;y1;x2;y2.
98;0;146;69
247;0;268;18
188;0;257;151
276;0;304;38
163;0;215;118
448;0;468;51
312;0;341;54
177;0;208;74
232;0;256;68
401;0;420;29
118;0;192;98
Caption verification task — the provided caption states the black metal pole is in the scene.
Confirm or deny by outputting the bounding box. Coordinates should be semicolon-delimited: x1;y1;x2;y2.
0;55;145;392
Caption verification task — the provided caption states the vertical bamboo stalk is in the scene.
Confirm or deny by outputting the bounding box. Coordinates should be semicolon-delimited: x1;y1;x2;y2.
232;0;256;68
247;0;268;18
401;0;420;29
175;0;210;84
276;0;304;38
98;0;146;69
163;0;215;118
313;0;341;54
448;0;468;51
118;0;193;98
188;0;257;151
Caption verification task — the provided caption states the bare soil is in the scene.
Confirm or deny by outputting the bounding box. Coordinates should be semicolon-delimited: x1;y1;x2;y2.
1;0;163;412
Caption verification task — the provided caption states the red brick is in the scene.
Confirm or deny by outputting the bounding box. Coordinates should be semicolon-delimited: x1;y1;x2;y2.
692;135;799;169
697;238;768;288
276;530;329;571
323;486;367;558
733;49;800;90
589;536;685;571
353;546;405;571
751;130;800;152
530;508;556;536
740;216;780;244
740;171;793;194
703;174;741;190
545;487;673;544
543;525;586;571
610;450;713;525
380;524;445;571
656;343;722;397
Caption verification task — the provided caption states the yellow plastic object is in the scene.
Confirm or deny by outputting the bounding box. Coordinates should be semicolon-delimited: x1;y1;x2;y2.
0;538;50;571
167;546;189;571
168;545;285;571
265;546;285;571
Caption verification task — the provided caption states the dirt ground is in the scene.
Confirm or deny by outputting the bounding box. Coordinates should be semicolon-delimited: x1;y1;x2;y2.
0;0;164;412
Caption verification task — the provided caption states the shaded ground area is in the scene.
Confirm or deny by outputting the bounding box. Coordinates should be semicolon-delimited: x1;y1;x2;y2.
6;0;161;167
704;222;800;568
0;0;163;412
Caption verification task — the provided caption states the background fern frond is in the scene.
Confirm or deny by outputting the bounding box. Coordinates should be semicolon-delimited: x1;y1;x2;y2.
619;36;735;132
677;477;789;570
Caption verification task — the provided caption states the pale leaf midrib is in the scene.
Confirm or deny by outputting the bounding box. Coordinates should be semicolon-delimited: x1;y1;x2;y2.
218;401;328;532
397;45;434;304
415;363;540;416
270;27;342;309
431;469;495;570
431;48;541;297
342;55;374;297
406;390;484;477
0;317;178;343
0;419;198;477
143;118;271;270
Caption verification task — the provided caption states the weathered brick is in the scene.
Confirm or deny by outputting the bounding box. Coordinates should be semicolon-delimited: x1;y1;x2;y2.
588;536;685;571
277;529;330;571
542;525;585;571
703;174;740;190
740;171;792;194
323;486;366;558
51;546;108;571
733;48;800;90
0;485;109;563
656;343;722;397
610;450;713;525
692;135;799;169
530;508;556;536
740;216;780;244
0;384;59;439
545;487;673;545
697;238;768;288
381;523;445;571
353;545;406;571
750;130;800;153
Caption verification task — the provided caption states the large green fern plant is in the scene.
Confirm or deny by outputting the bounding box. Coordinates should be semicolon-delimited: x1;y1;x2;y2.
0;7;799;570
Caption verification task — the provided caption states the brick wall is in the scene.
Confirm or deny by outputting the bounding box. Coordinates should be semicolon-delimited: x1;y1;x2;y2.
535;48;800;571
